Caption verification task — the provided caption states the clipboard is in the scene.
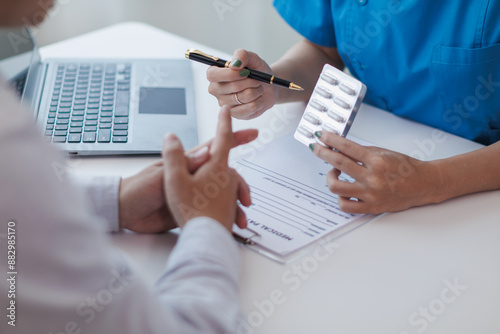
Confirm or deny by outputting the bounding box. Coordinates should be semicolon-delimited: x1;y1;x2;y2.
228;134;380;264
232;214;378;264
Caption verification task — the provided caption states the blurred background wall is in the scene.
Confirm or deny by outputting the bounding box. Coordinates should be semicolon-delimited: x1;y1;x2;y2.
35;0;301;63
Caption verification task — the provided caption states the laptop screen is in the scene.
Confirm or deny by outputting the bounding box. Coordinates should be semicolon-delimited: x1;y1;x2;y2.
0;27;36;97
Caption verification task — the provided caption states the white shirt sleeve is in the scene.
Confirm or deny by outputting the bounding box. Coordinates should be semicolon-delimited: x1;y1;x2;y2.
0;79;242;334
71;175;121;232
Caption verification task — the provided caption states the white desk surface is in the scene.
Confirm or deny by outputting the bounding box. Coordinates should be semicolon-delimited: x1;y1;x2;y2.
41;22;500;334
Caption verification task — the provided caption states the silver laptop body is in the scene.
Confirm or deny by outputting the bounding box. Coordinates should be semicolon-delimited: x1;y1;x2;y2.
0;27;198;155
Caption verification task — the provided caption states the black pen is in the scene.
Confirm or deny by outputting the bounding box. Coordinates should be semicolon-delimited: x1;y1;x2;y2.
185;49;304;91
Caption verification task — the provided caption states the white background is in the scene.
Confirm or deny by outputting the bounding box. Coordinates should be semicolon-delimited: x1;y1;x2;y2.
35;0;300;63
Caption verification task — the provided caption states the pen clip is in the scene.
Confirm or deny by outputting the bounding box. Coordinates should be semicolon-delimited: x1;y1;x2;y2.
232;227;261;246
185;49;219;62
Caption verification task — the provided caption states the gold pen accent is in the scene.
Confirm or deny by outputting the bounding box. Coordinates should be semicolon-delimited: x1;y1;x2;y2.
185;49;219;61
185;48;304;92
289;83;304;91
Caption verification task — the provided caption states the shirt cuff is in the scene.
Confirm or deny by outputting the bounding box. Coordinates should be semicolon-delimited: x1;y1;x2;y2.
167;217;241;280
72;175;121;232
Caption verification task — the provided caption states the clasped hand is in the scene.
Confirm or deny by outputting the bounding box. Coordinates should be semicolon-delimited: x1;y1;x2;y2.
118;107;258;233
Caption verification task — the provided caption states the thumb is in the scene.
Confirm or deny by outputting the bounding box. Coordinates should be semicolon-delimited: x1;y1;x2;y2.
162;133;189;180
229;49;248;70
229;49;267;72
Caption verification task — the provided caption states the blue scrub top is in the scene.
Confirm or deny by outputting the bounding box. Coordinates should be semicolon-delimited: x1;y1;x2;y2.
274;0;500;145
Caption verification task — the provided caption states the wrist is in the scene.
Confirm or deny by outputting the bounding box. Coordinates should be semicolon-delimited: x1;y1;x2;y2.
422;159;453;205
273;83;281;106
270;62;291;104
271;62;310;105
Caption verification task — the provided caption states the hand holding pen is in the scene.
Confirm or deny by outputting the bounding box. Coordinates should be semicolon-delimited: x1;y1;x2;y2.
187;49;304;120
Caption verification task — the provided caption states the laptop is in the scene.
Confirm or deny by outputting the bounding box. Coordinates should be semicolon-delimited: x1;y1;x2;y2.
0;26;198;155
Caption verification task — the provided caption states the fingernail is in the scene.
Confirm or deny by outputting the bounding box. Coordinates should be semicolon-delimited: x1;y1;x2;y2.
239;69;250;77
314;131;322;138
309;143;315;151
231;59;242;68
163;133;176;144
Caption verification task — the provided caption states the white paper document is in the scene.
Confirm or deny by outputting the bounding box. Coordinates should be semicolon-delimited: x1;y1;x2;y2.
232;134;372;257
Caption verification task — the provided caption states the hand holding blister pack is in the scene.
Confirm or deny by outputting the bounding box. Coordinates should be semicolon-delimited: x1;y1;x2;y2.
294;64;367;146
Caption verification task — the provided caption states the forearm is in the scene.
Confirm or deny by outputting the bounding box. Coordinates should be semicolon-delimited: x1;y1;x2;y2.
156;217;241;334
432;141;500;202
271;39;344;104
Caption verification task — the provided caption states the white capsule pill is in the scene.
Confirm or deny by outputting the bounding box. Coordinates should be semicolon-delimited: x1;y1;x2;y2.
315;86;333;99
321;72;339;85
303;112;321;126
298;125;314;138
322;124;339;135
333;97;351;109
339;83;357;96
310;99;328;112
327;110;346;123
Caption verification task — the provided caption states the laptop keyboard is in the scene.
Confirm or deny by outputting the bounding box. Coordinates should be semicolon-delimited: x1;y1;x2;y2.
44;63;131;144
13;74;27;98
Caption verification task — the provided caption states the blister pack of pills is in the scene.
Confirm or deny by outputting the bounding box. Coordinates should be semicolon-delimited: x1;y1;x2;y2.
294;64;367;147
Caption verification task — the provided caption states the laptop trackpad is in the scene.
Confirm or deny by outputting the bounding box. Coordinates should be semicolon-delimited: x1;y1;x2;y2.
139;87;187;115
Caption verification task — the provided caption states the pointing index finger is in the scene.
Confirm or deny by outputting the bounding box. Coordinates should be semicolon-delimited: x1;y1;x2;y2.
210;106;234;165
